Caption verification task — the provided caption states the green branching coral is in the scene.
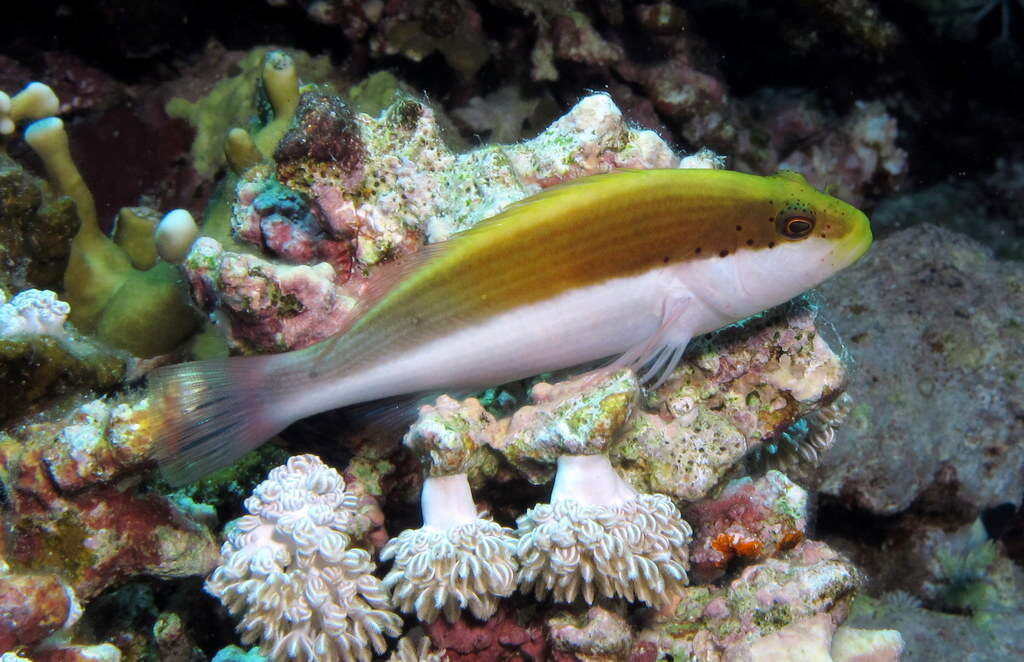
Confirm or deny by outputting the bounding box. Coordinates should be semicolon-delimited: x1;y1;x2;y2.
166;48;332;177
5;84;200;358
171;50;317;250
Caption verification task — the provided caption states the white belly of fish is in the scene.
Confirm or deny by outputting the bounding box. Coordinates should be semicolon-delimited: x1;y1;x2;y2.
287;262;736;419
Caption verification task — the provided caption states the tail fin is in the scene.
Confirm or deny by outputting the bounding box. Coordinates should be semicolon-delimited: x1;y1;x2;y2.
147;355;288;486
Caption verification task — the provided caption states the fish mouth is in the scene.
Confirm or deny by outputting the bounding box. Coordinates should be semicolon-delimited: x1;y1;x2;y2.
830;221;873;271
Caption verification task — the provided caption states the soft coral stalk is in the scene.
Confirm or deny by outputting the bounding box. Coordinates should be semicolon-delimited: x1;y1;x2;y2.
381;396;518;623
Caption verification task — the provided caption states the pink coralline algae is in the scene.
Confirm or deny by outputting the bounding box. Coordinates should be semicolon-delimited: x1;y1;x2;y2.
772;99;907;207
0;289;70;338
233;177;352;272
184;236;357;353
0;570;79;653
184;92;688;352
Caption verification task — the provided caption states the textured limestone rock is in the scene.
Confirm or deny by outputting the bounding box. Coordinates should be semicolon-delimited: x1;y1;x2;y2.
817;224;1024;514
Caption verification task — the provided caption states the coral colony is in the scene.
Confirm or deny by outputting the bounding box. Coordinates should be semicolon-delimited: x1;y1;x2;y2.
0;44;930;662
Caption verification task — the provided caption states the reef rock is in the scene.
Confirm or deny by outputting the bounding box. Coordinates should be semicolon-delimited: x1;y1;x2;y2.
687;470;809;583
817;223;1024;515
613;303;846;502
636;540;864;660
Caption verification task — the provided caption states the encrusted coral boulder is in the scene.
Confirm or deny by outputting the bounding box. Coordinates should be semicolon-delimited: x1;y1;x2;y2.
614;303;847;501
497;369;638;482
547;604;635;661
0;397;218;601
817;224;1024;515
0;289;126;422
0;570;80;653
637;540;863;659
185;93;689;352
687;470;810;583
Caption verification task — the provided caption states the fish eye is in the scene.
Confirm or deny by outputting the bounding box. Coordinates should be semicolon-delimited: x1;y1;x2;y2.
777;212;815;239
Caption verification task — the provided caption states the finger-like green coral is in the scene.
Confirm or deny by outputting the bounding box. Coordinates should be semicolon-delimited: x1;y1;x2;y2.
165;48;333;178
19;113;199;357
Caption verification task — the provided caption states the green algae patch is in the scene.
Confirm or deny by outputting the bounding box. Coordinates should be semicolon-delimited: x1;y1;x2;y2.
11;511;97;584
0;154;79;292
347;456;395;497
0;335;126;422
752;604;793;632
178;443;291;516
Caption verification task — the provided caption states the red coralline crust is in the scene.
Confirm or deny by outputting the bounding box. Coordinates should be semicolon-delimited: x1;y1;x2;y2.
628;641;660;662
711;533;765;563
0;573;72;651
686;476;806;584
0;427;217;605
779;529;804;550
428;607;548;661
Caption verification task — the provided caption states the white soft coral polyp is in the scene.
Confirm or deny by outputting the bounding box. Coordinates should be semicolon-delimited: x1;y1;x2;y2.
205;454;401;662
0;289;70;338
515;453;692;606
381;473;517;623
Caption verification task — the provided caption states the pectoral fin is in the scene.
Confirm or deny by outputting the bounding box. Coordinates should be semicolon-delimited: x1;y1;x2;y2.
609;293;695;388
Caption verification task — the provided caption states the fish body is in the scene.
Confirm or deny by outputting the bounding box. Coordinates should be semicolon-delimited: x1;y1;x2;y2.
150;168;871;484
